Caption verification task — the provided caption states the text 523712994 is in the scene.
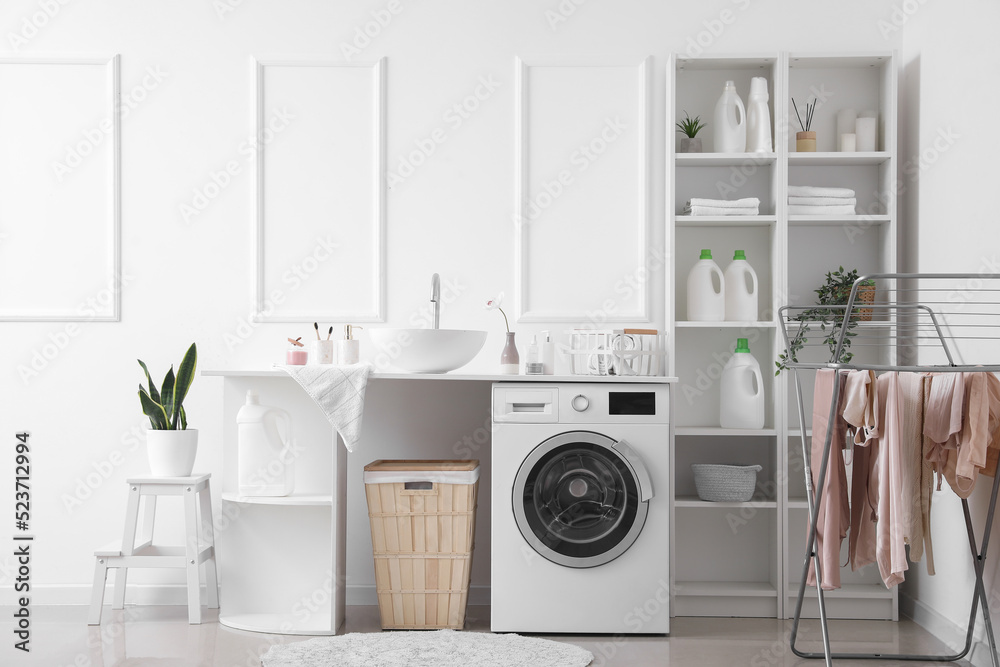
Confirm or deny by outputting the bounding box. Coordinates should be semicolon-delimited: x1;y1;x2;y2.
14;431;32;653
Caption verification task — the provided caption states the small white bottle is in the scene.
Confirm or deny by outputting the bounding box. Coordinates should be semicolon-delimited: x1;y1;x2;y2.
745;77;772;154
724;250;759;322
687;249;725;321
720;338;765;429
714;80;746;153
541;331;556;375
338;324;362;365
525;335;543;375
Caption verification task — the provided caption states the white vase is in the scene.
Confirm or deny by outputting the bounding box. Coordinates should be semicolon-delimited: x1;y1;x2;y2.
146;429;199;477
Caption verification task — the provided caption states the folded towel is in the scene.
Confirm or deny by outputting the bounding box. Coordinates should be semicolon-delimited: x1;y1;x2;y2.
687;197;761;209
277;363;372;451
788;204;856;216
788;196;857;207
684;205;759;216
788;185;856;199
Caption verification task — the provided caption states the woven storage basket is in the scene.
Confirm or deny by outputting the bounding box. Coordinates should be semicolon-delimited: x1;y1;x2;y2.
364;460;479;630
855;283;876;322
692;464;762;502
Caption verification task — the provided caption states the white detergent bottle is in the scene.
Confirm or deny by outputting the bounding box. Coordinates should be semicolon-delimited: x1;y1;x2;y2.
237;390;295;496
720;338;765;429
724;249;759;322
687;249;725;321
714;80;746;153
745;77;772;153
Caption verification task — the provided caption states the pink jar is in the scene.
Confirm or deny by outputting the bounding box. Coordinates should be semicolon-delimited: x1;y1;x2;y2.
286;348;308;365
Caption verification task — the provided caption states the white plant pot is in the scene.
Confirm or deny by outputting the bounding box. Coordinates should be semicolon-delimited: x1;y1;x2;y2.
146;429;198;477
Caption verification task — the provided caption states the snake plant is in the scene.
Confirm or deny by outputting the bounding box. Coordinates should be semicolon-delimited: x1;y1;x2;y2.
138;343;198;430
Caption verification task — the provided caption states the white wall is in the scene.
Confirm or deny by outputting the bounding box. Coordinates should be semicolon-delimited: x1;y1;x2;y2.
0;0;904;603
899;0;1000;657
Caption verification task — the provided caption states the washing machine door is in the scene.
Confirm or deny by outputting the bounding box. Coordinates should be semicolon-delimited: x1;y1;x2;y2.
512;430;652;568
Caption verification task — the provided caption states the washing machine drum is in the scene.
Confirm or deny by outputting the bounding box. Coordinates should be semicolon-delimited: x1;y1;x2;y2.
513;430;650;568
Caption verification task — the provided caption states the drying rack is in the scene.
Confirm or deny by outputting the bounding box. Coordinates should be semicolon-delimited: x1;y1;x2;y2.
779;273;1000;666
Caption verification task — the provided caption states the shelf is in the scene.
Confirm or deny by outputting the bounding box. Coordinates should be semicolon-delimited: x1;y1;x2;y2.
787;429;813;438
675;581;778;598
676;55;777;71
676;426;777;437
787;499;810;510
786;584;893;600
788;214;891;226
675;215;776;227
788;151;890;166
222;492;332;506
676;496;776;509
220;612;336;635
203;370;677;383
789;53;892;69
676;152;776;166
675;321;776;328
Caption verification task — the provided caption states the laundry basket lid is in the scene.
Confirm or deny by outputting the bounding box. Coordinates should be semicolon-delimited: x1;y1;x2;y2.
363;459;480;484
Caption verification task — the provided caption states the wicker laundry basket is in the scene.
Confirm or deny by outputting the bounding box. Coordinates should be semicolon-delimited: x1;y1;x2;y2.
692;464;762;502
364;460;480;630
855;283;876;321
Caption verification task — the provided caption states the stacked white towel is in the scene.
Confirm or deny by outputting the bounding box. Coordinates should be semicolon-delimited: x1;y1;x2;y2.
787;186;856;215
683;197;760;216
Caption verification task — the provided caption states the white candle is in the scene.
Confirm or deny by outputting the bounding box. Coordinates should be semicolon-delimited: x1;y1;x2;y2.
837;109;857;151
855;117;877;152
840;133;856;152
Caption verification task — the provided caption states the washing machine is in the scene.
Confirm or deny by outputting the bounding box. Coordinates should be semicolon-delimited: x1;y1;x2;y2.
491;382;670;634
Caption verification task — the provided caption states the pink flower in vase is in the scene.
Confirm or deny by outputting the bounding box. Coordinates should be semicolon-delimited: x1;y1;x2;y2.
485;292;511;333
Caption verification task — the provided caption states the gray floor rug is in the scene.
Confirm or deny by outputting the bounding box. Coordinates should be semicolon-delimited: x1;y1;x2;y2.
260;630;593;667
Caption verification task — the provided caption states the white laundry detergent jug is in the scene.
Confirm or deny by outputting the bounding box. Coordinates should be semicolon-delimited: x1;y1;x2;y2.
720;338;765;429
237;390;295;496
714;80;746;153
724;250;759;321
745;77;772;153
687;249;725;321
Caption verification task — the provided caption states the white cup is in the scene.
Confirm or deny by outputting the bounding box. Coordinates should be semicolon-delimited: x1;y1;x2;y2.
311;340;334;364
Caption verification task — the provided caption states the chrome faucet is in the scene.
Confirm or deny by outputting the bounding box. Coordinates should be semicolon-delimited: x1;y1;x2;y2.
430;273;441;329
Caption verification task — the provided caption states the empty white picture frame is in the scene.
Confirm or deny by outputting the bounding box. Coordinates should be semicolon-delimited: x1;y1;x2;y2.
252;57;386;323
0;55;121;321
514;56;652;323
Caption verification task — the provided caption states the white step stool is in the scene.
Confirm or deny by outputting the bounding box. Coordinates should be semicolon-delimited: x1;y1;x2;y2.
88;474;219;625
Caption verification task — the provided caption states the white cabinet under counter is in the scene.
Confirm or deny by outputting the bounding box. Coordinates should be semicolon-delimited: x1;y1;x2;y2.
203;369;676;635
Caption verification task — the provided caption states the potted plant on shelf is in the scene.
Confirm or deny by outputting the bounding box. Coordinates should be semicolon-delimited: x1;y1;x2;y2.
675;111;706;153
776;268;875;375
137;342;199;476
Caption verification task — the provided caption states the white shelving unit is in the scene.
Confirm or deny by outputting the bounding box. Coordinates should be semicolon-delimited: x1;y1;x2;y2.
668;51;897;620
213;375;348;635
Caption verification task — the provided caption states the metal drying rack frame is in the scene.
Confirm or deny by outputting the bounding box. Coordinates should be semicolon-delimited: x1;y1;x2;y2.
779;273;1000;666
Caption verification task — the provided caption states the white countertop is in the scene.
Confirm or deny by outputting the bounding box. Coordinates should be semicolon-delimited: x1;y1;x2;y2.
202;369;677;383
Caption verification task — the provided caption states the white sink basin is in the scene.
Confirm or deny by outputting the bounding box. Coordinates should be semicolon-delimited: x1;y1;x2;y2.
368;329;487;374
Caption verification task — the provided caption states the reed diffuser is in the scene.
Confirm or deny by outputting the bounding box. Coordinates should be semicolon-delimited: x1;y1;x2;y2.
792;97;817;152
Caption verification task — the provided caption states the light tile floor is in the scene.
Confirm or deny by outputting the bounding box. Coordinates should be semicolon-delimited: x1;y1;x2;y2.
4;604;977;666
